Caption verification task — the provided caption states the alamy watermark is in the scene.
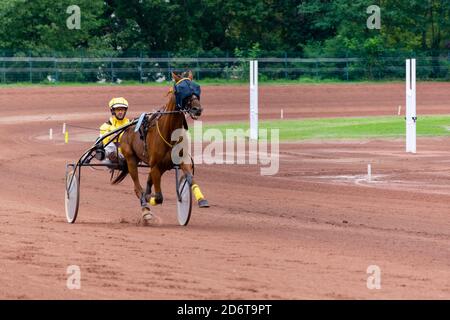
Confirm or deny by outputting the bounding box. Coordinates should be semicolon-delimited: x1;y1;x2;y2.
366;5;381;30
366;265;381;290
66;265;81;290
66;5;81;30
170;121;280;176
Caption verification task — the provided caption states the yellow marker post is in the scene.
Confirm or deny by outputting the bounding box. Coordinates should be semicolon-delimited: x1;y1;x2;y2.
65;131;69;144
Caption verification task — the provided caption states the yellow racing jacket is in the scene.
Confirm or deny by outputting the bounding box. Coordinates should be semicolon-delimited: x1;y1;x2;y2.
99;116;130;149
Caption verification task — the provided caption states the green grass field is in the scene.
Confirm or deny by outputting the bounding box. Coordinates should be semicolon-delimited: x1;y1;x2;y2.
203;115;450;141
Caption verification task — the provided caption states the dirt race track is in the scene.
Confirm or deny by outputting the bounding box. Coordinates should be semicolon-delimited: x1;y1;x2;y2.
0;83;449;299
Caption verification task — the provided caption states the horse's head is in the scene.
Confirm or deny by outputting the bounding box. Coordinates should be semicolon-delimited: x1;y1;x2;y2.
172;71;203;119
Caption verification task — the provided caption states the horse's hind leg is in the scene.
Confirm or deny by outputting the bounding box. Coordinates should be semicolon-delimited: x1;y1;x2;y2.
181;163;209;208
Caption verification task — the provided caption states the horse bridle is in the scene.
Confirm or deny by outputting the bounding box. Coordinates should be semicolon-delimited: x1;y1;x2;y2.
173;78;202;120
151;79;202;148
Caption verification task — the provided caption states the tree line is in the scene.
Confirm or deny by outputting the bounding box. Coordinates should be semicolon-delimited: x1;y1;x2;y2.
0;0;449;57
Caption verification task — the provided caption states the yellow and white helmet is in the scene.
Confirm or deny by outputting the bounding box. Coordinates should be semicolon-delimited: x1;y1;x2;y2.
108;97;129;111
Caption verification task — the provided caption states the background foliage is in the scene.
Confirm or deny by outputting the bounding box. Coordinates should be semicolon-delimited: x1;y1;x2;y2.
0;0;449;83
0;0;449;56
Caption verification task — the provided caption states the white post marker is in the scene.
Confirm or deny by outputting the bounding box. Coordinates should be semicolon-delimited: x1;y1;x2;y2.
367;164;372;182
62;122;66;134
398;105;401;116
250;60;259;140
281;109;284;119
406;59;416;153
49;128;53;140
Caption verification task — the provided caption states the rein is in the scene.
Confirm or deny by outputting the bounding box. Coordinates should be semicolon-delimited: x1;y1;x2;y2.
153;105;184;149
156;118;179;148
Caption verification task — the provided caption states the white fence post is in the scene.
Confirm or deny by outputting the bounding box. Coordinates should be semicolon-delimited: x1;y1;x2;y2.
406;59;416;153
250;60;259;140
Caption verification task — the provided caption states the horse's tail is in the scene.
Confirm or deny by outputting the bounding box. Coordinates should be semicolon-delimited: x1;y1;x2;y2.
111;164;129;185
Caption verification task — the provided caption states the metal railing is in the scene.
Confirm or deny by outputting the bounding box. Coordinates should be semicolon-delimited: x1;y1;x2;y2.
0;54;448;83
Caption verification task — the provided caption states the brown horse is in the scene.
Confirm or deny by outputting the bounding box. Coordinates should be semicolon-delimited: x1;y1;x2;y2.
114;71;209;220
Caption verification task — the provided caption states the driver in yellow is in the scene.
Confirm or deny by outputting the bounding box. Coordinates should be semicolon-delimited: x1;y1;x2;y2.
99;97;131;164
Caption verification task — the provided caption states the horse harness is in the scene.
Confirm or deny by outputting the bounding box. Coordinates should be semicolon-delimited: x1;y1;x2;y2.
136;109;188;158
134;77;199;160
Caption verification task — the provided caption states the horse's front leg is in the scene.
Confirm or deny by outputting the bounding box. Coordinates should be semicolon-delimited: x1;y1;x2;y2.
123;154;147;209
144;173;153;203
180;162;209;208
149;166;164;206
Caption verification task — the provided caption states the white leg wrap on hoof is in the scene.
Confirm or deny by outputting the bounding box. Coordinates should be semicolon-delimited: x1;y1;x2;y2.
141;209;153;221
